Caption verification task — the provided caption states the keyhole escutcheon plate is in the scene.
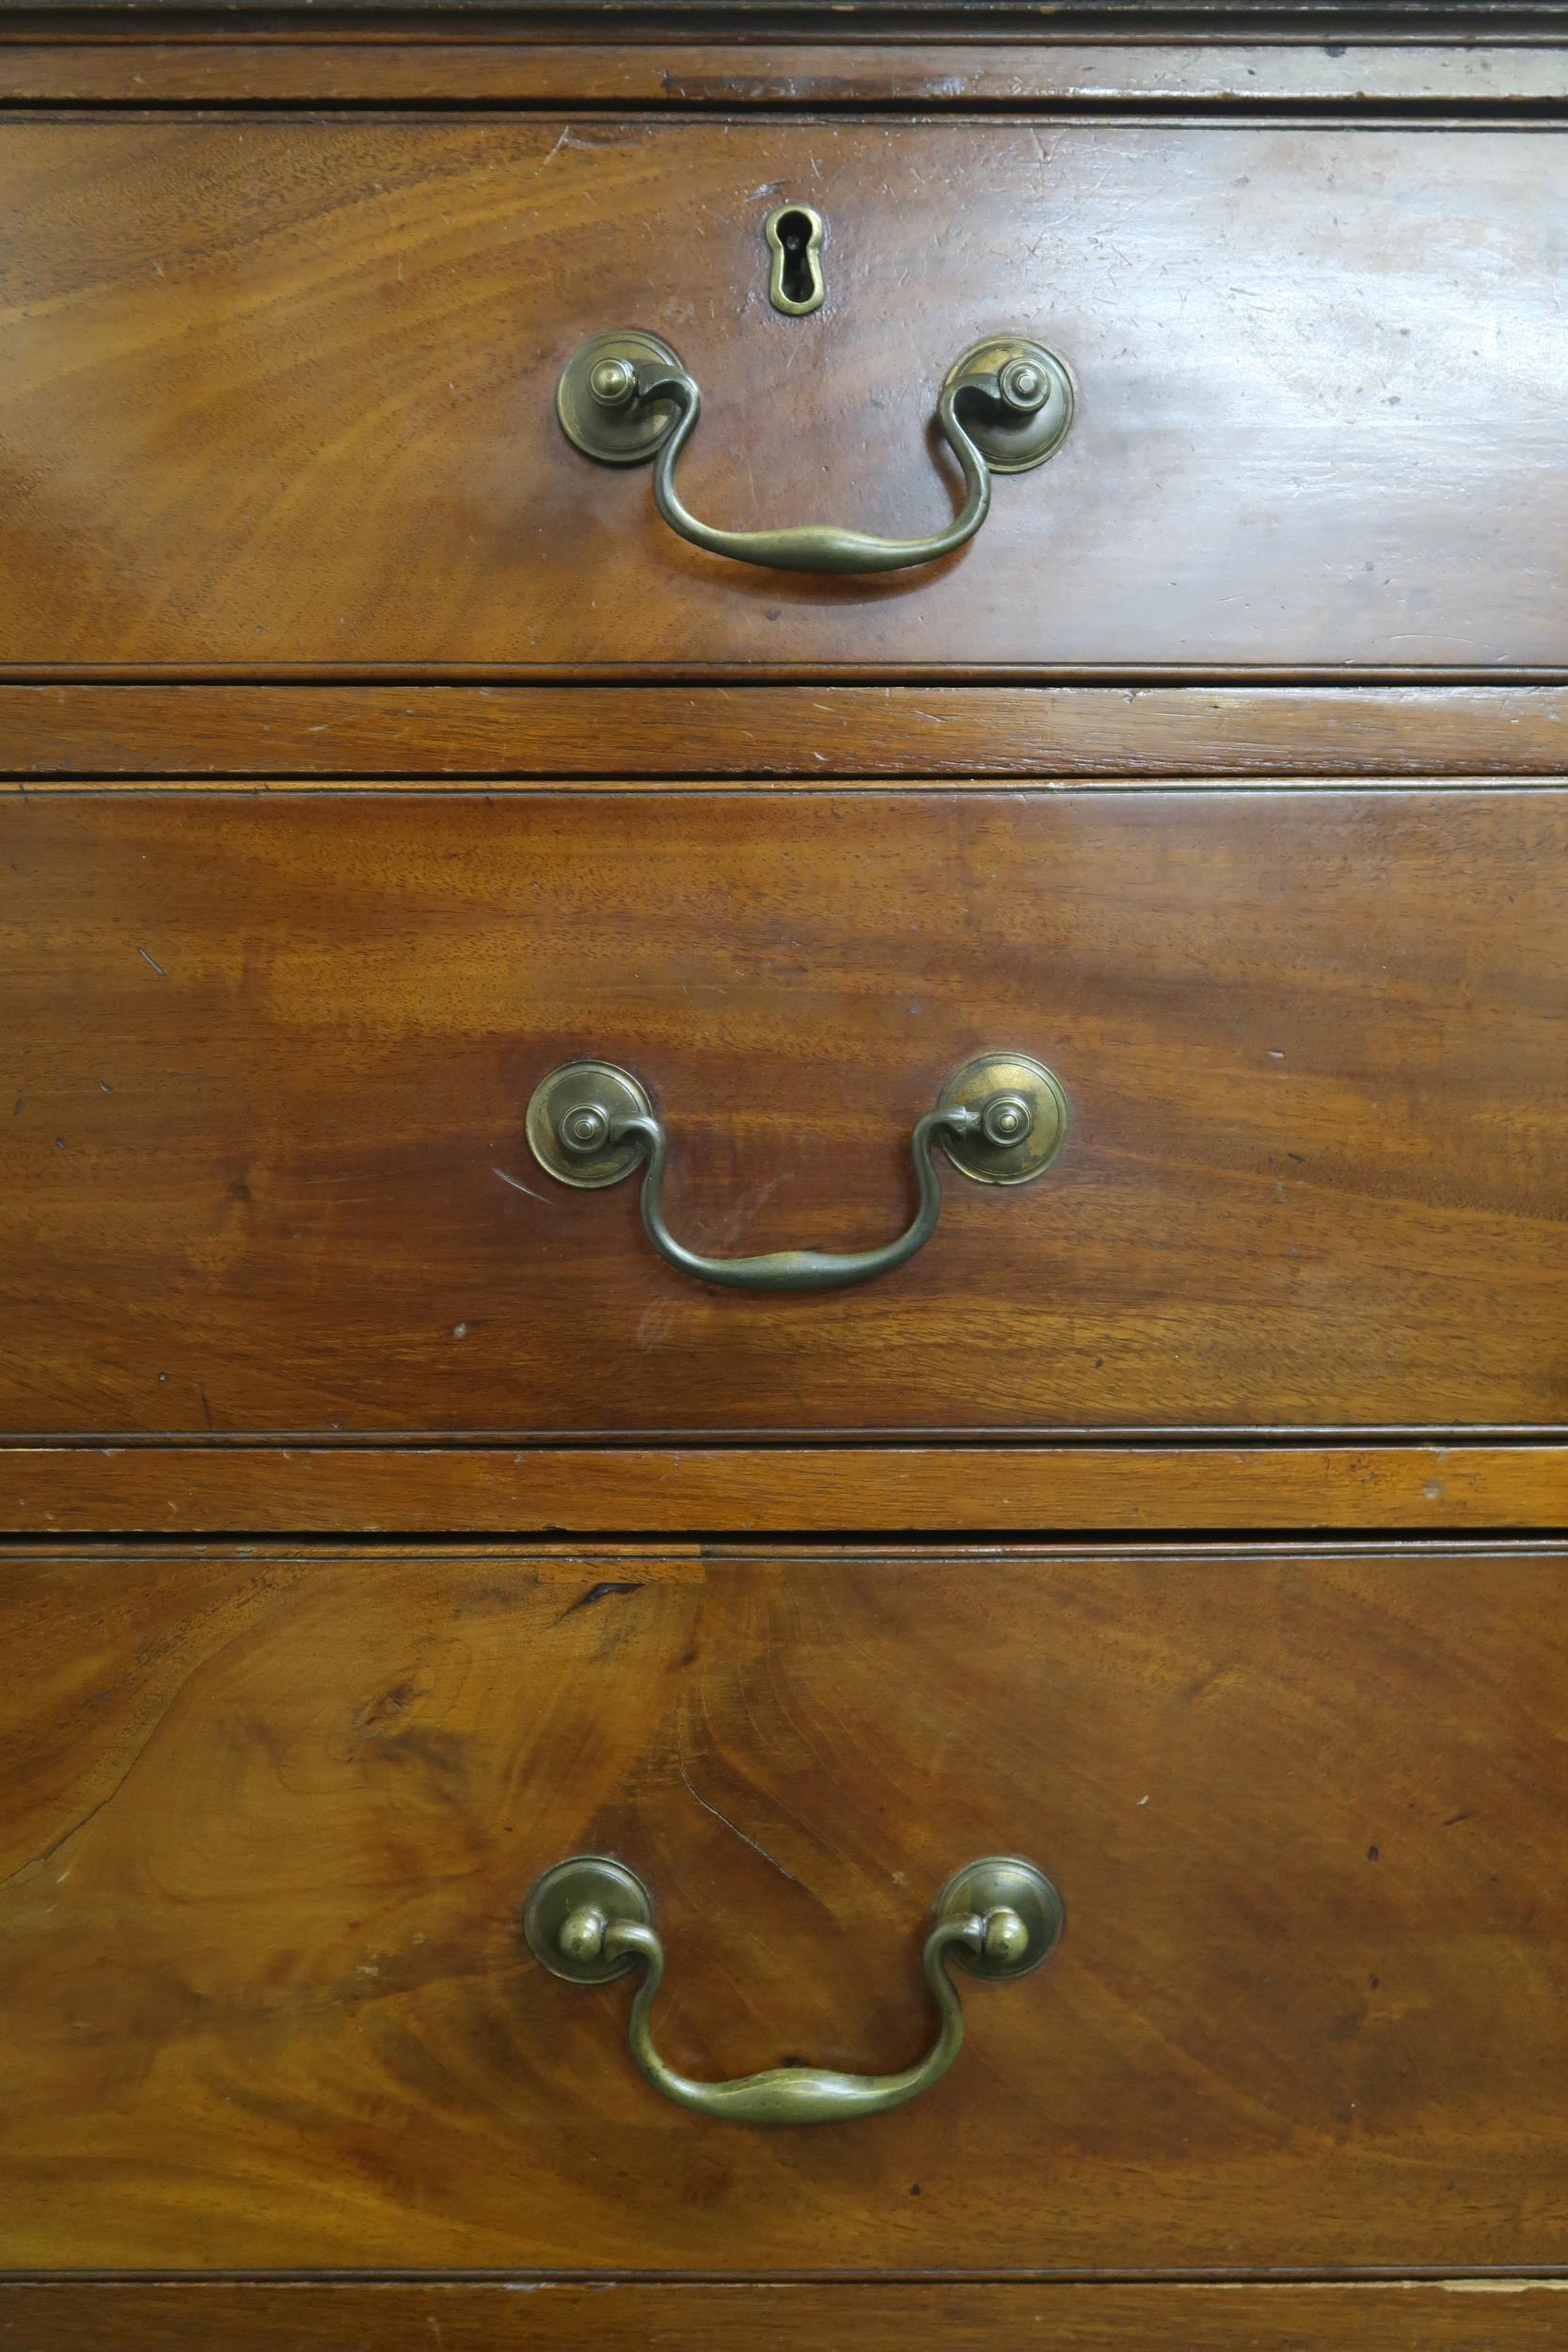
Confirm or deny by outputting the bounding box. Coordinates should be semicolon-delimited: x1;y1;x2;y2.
766;205;826;316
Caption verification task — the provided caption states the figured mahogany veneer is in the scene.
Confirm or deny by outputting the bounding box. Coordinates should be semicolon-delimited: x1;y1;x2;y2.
3;1542;1566;2273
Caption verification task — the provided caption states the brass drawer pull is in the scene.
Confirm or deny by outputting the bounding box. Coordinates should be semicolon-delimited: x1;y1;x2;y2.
556;331;1073;576
525;1052;1068;1294
523;1854;1064;2127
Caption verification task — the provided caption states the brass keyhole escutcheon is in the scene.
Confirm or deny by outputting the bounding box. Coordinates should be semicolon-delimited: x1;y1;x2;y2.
765;204;825;316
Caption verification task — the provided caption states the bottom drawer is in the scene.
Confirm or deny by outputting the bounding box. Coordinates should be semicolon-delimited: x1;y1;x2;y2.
1;1542;1564;2273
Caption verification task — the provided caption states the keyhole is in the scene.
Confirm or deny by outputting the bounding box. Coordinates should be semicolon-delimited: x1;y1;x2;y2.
765;204;825;317
774;211;815;305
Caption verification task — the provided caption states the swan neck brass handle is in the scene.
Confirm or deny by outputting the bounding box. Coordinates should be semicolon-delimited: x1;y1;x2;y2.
523;1855;1064;2128
556;332;1073;577
525;1054;1069;1295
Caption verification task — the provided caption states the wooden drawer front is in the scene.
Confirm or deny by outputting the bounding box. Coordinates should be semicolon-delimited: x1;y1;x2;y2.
1;118;1561;673
3;787;1564;1440
2;1542;1564;2271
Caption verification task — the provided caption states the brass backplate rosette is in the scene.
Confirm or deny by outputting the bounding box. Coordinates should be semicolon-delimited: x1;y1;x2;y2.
523;1855;654;1985
939;1050;1069;1185
525;1059;653;1188
556;330;684;465
937;1856;1066;1980
942;337;1075;473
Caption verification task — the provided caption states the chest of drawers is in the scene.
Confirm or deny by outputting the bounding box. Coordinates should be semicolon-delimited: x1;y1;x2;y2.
1;5;1565;2346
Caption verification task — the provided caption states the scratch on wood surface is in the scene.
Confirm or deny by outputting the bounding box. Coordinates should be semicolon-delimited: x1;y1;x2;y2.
493;1165;548;1204
0;1767;134;1890
554;1579;644;1624
674;1717;812;1896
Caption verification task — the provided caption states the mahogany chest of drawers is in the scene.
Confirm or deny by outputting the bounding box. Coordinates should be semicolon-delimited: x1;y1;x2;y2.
1;4;1565;2345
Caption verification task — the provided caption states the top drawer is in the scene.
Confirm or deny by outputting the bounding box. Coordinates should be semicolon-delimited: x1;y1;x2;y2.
1;116;1562;674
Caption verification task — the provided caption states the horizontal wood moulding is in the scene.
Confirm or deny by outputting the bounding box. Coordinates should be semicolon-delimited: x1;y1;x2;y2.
2;2280;1567;2351
7;1443;1566;1533
4;40;1568;105
3;684;1564;779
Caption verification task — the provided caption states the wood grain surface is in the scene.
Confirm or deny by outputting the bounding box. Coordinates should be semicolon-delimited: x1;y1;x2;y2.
2;1542;1566;2271
7;1442;1567;1537
1;118;1563;673
3;787;1564;1440
4;684;1564;780
5;0;1564;2330
4;2279;1568;2350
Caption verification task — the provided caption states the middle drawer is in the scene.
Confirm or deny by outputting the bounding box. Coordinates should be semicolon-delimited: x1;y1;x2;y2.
1;784;1562;1438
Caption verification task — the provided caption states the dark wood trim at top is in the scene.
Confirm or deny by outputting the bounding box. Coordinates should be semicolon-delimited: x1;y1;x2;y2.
15;3;1568;23
0;684;1560;778
3;33;1568;106
5;1440;1566;1534
11;1;1568;26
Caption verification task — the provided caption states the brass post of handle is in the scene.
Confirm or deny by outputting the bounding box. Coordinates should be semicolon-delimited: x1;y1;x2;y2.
524;1053;1069;1294
522;1854;1065;2127
555;331;1073;576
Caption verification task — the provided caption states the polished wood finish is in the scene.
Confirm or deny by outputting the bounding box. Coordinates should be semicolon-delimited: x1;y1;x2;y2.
8;1442;1567;1535
5;684;1565;779
2;119;1563;674
3;1542;1565;2270
4;2280;1568;2351
4;787;1563;1441
6;36;1568;104
5;5;1561;2328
